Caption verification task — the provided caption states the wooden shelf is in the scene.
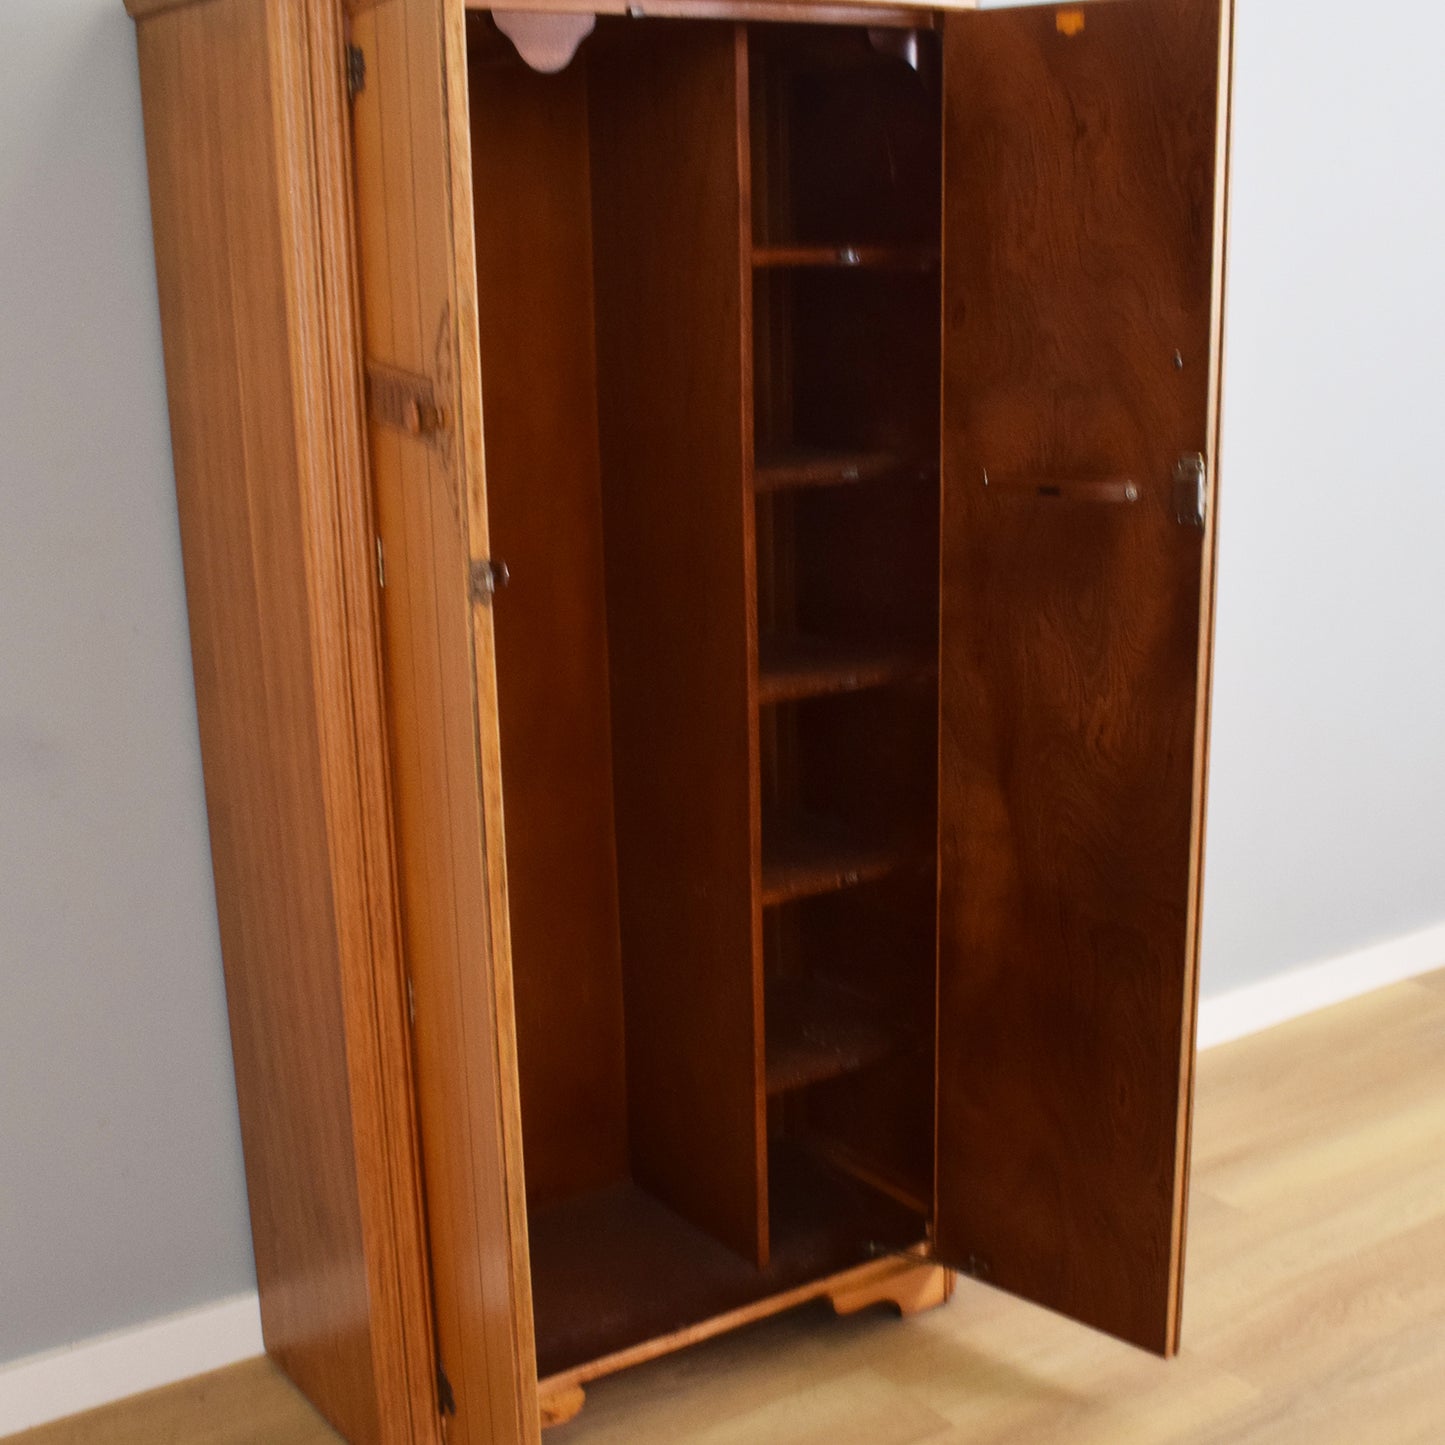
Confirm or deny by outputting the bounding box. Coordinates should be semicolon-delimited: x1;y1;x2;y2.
762;815;917;908
753;448;936;495
758;634;934;706
753;243;939;272
766;977;898;1096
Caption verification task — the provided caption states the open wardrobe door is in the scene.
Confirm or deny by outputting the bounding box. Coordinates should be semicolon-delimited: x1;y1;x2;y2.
932;0;1231;1354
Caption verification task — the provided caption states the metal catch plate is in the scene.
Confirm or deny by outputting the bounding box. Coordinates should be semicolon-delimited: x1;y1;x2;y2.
1173;453;1207;528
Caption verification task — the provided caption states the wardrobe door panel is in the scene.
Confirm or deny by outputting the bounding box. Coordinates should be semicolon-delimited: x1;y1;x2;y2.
349;0;538;1440
934;0;1231;1355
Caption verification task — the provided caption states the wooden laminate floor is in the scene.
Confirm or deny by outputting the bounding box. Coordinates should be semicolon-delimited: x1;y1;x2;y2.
11;970;1445;1445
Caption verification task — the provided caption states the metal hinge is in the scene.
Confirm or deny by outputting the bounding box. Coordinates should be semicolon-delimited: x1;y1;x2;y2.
959;1252;994;1281
437;1359;457;1417
469;558;510;604
375;536;386;590
406;977;415;1026
345;42;366;100
1173;453;1208;529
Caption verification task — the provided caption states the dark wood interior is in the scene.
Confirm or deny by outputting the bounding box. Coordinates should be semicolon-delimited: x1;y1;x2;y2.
751;23;941;1247
469;46;629;1210
588;18;766;1271
527;1141;924;1379
468;13;941;1378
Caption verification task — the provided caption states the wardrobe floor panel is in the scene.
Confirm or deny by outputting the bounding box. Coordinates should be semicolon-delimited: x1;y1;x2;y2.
529;1146;924;1377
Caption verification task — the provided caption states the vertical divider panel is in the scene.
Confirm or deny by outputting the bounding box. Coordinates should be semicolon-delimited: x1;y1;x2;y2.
588;22;768;1267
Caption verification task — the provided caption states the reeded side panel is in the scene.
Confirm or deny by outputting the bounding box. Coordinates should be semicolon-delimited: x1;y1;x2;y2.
133;0;439;1438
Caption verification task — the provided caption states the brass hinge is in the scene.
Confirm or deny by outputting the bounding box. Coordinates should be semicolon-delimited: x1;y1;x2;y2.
345;42;366;100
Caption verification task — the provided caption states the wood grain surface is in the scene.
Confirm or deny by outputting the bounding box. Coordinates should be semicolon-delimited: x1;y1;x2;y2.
587;21;768;1267
468;45;630;1211
136;4;380;1433
125;0;937;19
272;3;442;1437
471;0;937;24
527;1146;925;1378
348;0;538;1440
120;2;1237;1438
934;0;1228;1355
130;0;446;1436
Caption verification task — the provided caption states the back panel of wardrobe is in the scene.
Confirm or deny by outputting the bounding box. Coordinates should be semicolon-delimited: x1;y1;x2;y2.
588;19;766;1267
469;32;629;1210
750;23;942;1216
470;13;941;1377
467;16;766;1263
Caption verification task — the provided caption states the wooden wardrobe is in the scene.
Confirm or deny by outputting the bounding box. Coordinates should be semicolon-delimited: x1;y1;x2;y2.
123;0;1233;1439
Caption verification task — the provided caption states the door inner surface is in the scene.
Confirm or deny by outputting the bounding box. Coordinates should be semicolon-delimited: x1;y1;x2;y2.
934;0;1229;1354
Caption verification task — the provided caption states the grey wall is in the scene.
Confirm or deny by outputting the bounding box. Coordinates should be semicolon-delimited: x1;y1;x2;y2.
2;0;1443;1368
0;0;254;1365
1201;0;1445;990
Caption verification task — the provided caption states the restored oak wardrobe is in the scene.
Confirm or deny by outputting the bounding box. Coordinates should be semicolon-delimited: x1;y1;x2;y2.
123;0;1232;1439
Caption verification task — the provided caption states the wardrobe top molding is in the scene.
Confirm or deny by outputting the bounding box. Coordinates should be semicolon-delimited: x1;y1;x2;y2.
122;0;985;23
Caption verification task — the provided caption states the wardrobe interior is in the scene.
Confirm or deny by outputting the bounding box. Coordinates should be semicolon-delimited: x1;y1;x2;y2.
467;12;945;1376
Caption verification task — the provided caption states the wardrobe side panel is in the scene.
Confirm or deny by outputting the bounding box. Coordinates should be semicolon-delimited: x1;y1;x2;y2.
134;1;385;1438
348;1;539;1442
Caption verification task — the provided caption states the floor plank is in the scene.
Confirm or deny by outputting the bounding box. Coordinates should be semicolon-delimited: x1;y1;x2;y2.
5;1358;338;1445
7;970;1444;1445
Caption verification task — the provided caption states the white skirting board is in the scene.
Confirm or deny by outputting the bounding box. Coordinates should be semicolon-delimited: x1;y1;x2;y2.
4;922;1442;1434
1195;919;1445;1050
0;1293;263;1436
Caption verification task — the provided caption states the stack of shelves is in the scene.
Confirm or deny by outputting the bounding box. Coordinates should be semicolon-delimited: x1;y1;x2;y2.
743;26;942;1212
